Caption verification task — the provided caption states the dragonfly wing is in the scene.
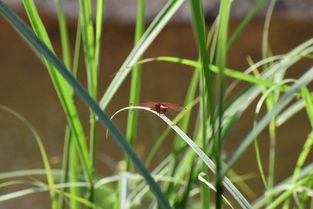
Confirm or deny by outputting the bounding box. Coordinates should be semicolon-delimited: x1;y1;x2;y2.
161;102;184;115
162;102;183;112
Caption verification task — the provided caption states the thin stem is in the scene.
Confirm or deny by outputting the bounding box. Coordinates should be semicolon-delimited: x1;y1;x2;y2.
215;0;230;208
126;0;145;171
55;0;71;69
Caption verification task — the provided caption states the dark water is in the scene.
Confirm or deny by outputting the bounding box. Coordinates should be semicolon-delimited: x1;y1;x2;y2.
0;13;313;208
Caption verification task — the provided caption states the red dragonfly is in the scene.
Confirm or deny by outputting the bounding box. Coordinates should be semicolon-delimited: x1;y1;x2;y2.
139;102;184;115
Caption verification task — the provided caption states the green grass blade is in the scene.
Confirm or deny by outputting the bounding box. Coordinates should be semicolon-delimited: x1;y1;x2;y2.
214;0;231;207
95;0;104;68
69;131;80;209
78;2;98;195
301;87;313;127
227;0;266;49
125;0;145;171
254;136;268;188
172;69;200;154
55;0;71;69
188;0;213;128
22;0;92;184
59;19;82;208
0;3;172;208
178;69;200;133
78;3;98;200
291;131;313;184
54;0;73;206
141;56;288;91
262;0;276;61
72;19;82;78
99;0;185;110
290;88;313;183
78;0;97;97
58;127;71;209
188;1;213;207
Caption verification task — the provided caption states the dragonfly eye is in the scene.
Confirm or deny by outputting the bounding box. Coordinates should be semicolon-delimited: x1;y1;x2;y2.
160;104;168;109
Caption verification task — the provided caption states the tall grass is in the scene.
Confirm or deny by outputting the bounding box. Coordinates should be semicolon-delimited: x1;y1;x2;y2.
1;0;313;208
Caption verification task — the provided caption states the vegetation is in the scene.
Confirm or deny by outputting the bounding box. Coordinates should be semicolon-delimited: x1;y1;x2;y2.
0;0;313;208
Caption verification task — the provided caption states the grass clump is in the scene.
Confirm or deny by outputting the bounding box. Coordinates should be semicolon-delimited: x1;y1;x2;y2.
1;0;313;208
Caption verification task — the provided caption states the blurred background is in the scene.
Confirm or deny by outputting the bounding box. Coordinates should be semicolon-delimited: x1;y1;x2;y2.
0;0;313;208
3;0;313;20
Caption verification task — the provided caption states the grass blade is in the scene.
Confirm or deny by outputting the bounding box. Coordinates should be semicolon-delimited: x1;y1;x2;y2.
214;0;231;207
55;0;71;69
140;56;288;91
227;0;266;49
188;1;213;207
125;0;145;171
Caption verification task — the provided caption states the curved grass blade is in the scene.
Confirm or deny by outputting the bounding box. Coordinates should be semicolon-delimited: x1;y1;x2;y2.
198;172;234;209
110;106;252;209
140;56;288;91
0;2;172;208
276;99;305;126
0;186;48;202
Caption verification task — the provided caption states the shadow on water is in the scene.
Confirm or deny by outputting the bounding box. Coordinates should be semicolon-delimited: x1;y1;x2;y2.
0;12;313;207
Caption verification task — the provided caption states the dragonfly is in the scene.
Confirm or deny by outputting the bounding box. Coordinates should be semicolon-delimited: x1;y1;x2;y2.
139;102;184;115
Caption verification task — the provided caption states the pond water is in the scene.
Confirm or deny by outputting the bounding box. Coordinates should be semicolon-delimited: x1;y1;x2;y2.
0;13;313;208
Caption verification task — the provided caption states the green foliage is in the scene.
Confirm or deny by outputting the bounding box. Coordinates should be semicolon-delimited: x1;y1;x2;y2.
1;0;313;208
